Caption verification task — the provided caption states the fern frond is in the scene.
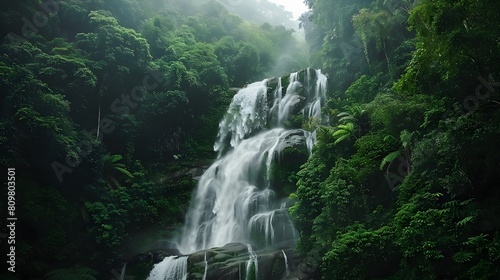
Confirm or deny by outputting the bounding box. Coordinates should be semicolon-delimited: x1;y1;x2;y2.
380;151;401;170
332;129;348;137
453;251;474;263
336;112;351;118
464;233;489;246
444;200;459;208
460;198;475;206
114;167;134;178
109;154;123;163
334;134;350;145
338;115;355;123
457;216;474;227
400;130;413;148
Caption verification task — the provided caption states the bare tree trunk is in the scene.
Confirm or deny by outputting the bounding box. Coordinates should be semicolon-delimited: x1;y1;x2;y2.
383;39;392;76
97;92;101;139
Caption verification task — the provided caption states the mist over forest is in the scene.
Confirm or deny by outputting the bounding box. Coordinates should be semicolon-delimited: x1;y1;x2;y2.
1;0;500;279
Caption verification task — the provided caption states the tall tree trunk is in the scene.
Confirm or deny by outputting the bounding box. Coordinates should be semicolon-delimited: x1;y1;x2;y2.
383;39;392;76
96;93;101;139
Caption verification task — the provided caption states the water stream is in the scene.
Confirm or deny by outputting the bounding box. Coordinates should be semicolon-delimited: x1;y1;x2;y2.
202;252;208;280
282;250;290;277
150;69;328;279
246;244;259;280
147;256;188;280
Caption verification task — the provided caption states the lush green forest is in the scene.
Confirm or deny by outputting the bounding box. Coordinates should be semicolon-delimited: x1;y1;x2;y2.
291;0;500;279
1;0;500;279
0;0;307;279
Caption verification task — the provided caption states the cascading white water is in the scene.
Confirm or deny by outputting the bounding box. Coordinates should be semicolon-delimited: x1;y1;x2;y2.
178;69;327;254
246;244;259;280
304;68;328;122
214;80;269;155
179;128;301;253
147;256;188;280
153;69;327;279
269;77;283;126
278;72;302;125
202;252;208;280
282;250;290;276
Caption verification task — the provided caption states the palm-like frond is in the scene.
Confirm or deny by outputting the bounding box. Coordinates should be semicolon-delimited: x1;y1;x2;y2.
380;150;401;170
400;130;414;149
337;112;354;123
109;154;123;163
114;167;134;178
337;105;366;125
457;216;474;227
333;134;350;145
102;154;134;189
452;251;474;263
332;123;355;145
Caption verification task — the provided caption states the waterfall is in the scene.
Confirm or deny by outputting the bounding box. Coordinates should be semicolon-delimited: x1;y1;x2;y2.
278;72;301;124
270;77;283;126
179;128;303;253
202;252;208;280
152;68;327;279
214;80;269;155
282;250;290;276
147;256;188;280
246;244;259;280
177;69;327;255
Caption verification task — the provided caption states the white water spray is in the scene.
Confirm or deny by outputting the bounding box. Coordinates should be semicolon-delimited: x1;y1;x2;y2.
151;69;328;279
147;256;188;280
282;250;290;276
214;80;269;155
246;244;259;280
202;252;208;280
178;69;327;254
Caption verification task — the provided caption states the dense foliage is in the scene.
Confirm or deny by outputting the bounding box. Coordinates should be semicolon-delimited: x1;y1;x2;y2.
291;0;500;278
0;0;307;278
2;0;500;279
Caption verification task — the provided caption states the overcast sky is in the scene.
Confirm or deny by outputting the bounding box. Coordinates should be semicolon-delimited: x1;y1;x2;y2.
267;0;309;20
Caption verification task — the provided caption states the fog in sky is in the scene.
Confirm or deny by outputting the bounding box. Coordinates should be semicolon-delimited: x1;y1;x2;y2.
267;0;309;19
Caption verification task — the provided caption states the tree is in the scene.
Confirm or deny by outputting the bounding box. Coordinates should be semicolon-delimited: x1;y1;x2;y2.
75;10;152;138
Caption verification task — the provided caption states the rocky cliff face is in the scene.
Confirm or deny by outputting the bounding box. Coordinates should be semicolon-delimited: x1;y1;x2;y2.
128;242;318;280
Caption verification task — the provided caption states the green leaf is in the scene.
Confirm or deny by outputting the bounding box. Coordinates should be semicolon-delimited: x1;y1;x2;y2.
457;216;474;227
464;234;489;246
114;167;134;178
400;130;413;149
109;154;123;163
453;251;474;263
380;151;401;170
332;129;349;138
334;134;350;145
